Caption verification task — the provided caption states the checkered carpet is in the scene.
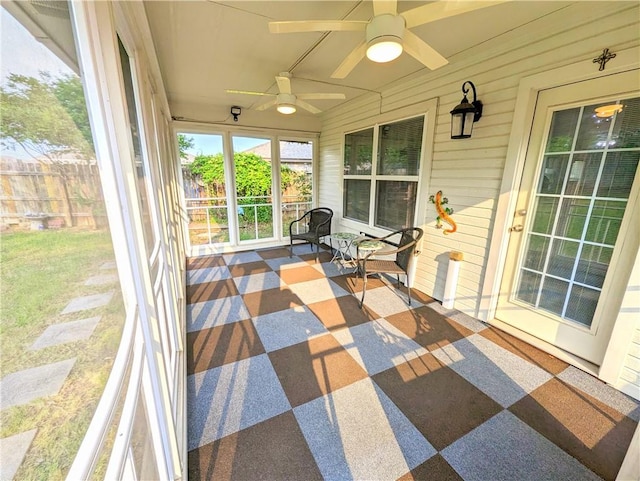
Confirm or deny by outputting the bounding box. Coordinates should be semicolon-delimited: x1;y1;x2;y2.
186;245;639;481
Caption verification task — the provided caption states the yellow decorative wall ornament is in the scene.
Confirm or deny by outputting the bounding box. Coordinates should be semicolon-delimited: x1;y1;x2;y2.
429;190;457;235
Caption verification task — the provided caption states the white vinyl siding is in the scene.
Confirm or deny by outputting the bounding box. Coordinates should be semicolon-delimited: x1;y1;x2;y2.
601;248;640;400
319;2;639;319
618;327;640;399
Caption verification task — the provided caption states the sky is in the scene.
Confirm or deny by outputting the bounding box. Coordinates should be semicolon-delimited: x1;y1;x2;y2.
1;7;265;161
1;7;75;160
180;133;268;158
0;8;72;82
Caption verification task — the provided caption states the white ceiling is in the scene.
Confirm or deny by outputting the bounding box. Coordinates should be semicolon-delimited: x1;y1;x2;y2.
144;1;575;123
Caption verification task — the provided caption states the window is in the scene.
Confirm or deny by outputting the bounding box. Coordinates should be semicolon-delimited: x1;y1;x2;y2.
0;4;127;479
178;132;316;250
343;116;424;230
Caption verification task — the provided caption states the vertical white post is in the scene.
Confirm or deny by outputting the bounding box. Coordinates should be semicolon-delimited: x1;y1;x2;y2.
443;251;464;309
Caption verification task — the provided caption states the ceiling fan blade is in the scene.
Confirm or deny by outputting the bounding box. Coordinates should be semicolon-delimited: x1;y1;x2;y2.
226;89;275;97
373;0;397;16
295;99;322;114
402;0;509;29
331;40;367;79
403;29;448;70
297;93;346;100
269;20;367;34
276;75;291;94
255;98;278;111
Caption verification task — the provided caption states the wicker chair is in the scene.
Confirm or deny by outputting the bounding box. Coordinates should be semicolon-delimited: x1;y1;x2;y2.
289;208;333;259
356;227;424;308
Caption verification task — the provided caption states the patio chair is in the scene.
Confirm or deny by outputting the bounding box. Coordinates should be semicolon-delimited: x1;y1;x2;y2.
356;227;424;308
289;207;333;259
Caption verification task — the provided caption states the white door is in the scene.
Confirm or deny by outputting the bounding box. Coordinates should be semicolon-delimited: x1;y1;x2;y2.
496;70;640;364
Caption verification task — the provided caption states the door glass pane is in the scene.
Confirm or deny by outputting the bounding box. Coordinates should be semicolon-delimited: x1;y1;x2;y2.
531;197;558;234
545;108;579;152
565;153;601;197
281;140;312;237
344;179;370;222
178;133;230;245
597;151;639;198
585;200;626;245
523;234;549;272
516;270;542;306
375;180;417;230
565;285;599;326
539;277;569;316
516;97;639;327
547;239;579;280
233;136;273;241
344;128;373;175
539;155;569;194
554;199;589;239
612;97;640;148
575;244;612;288
575;101;617;150
377;117;423;175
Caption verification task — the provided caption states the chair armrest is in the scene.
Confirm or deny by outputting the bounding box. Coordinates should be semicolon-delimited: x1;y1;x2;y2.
289;212;310;236
361;238;416;261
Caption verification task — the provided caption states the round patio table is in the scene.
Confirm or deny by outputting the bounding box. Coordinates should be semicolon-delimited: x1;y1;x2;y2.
354;239;385;274
330;232;360;265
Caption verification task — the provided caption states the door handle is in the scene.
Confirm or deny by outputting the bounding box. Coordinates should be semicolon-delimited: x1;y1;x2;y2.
509;225;524;233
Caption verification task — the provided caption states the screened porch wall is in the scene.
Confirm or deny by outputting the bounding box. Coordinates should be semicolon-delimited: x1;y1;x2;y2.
318;1;640;321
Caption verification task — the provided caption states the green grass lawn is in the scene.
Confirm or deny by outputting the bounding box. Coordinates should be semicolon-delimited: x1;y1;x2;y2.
1;229;125;480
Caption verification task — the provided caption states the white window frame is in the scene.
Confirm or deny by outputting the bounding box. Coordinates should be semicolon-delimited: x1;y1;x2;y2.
68;2;185;479
339;99;437;238
173;121;319;256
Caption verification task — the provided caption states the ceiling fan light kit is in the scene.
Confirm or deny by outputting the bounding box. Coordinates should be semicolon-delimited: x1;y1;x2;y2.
276;93;297;114
269;0;509;78
365;14;405;63
226;72;345;115
450;81;483;139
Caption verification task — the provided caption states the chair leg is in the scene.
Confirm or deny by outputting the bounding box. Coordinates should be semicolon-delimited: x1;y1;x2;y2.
289;239;293;258
407;282;412;306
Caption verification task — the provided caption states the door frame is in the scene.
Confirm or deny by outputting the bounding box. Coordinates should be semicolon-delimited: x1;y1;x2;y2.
481;45;640;376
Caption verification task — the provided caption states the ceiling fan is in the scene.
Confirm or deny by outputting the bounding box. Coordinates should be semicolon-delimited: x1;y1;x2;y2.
269;0;508;78
226;72;346;114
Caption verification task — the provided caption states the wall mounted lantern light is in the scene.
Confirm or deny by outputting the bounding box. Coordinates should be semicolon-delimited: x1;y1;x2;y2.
450;81;483;139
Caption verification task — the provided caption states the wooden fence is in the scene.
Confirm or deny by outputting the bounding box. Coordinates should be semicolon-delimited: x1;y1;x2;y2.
0;158;106;230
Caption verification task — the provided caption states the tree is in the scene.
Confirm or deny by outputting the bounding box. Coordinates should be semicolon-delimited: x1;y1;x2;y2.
177;134;194;160
187;151;311;224
52;74;94;154
1;73;97;226
1;73;93;160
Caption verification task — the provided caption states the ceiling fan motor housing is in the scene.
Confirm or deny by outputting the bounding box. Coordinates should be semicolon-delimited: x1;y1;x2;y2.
276;93;297;114
366;14;405;62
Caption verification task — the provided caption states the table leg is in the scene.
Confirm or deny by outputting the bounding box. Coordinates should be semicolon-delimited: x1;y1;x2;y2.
330;239;345;263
